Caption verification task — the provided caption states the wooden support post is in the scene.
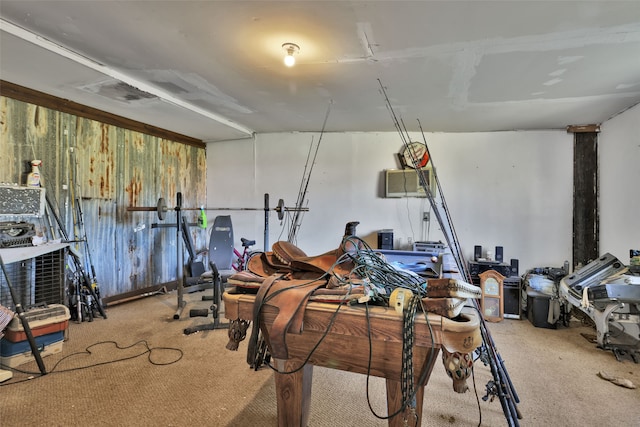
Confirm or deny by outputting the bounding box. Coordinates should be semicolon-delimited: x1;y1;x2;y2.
567;124;600;268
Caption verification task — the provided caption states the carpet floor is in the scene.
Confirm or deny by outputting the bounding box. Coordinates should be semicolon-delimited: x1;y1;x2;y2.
1;289;639;426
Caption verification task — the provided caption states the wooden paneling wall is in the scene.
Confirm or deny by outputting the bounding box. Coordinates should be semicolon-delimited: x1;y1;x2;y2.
0;94;207;301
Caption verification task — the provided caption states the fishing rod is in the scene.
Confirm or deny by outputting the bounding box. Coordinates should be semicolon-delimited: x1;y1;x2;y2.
44;191;107;320
377;79;461;267
414;119;469;281
75;197;100;298
69;145;105;320
412;119;522;425
287;101;332;243
378;79;521;426
35;156;106;321
287;135;316;243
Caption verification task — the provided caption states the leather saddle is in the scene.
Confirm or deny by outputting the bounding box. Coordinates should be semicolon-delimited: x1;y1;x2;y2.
245;223;361;363
247;239;357;279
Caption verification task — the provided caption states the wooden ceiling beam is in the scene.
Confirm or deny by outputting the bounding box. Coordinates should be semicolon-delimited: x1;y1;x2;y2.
566;124;601;133
0;80;205;149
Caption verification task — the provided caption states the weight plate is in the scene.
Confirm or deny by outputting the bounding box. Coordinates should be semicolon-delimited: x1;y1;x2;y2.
276;199;285;221
157;197;167;220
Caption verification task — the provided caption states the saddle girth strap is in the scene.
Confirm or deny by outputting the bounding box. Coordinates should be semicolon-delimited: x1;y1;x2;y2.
246;274;281;366
264;278;326;359
247;275;327;363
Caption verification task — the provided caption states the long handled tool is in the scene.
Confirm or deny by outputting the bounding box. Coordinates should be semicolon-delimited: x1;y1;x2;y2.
0;254;47;375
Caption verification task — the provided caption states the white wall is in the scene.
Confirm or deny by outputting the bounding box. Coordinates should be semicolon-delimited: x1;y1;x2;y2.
599;103;640;262
207;129;580;274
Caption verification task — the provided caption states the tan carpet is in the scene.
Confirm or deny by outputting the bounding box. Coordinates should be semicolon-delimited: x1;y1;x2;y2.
1;290;639;426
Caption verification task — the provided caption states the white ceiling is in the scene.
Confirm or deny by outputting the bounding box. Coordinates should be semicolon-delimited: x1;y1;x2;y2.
1;1;640;142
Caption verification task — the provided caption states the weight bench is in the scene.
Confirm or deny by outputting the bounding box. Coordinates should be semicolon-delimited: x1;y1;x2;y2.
184;215;235;333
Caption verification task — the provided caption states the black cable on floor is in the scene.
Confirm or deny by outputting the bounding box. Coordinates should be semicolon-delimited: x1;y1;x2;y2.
0;339;183;386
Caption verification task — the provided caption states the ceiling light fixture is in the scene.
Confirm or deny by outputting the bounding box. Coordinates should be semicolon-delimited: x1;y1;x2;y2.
282;43;300;67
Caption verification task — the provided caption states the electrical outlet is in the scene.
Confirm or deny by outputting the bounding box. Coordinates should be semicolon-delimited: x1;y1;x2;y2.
423;212;430;221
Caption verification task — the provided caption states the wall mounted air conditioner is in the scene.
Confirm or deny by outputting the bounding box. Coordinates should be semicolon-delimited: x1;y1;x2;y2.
385;167;435;198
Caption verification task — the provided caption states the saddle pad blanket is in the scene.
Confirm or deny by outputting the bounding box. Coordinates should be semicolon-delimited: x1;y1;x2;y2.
422;297;467;318
427;278;482;299
227;270;265;289
309;285;365;303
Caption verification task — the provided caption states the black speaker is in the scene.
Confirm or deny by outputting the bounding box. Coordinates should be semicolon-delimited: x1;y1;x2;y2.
378;230;394;250
503;281;521;319
510;258;519;277
495;246;504;263
474;245;482;261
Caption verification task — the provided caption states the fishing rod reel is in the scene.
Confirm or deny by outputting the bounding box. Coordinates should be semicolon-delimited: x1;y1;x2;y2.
476;342;491;367
482;380;499;403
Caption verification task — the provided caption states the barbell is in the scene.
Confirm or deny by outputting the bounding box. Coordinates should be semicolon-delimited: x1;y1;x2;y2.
127;196;307;221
